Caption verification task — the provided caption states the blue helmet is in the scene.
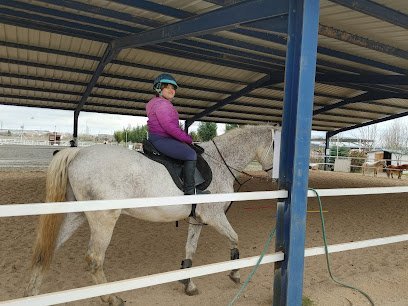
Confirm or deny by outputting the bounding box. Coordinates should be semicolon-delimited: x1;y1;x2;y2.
153;73;178;94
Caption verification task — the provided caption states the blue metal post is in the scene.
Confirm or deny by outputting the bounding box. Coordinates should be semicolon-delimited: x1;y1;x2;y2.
273;0;320;305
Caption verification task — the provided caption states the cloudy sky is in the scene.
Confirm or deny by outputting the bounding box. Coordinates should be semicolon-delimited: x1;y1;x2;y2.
0;104;405;138
0;105;215;135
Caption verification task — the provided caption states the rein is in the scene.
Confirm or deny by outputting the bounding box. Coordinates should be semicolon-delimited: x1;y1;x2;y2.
209;139;273;214
182;134;274;226
210;139;255;189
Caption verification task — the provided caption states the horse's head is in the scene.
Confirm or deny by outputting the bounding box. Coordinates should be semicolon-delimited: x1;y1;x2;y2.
254;126;277;174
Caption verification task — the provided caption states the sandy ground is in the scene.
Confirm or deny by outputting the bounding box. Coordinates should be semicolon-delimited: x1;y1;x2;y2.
0;169;407;306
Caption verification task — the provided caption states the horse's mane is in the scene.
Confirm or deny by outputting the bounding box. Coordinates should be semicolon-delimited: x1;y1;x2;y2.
214;124;279;141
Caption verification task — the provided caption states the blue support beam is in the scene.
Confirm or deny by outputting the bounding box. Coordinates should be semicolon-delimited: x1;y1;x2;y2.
112;0;288;50
242;15;288;34
313;92;395;115
328;111;408;137
73;44;118;141
36;0;162;28
110;0;191;19
330;0;408;29
274;0;320;304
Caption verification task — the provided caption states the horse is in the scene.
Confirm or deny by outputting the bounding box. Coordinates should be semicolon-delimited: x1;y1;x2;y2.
361;160;386;177
385;165;403;179
24;125;277;305
397;164;408;170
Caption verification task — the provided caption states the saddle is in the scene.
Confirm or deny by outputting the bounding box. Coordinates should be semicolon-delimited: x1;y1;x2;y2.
140;140;212;192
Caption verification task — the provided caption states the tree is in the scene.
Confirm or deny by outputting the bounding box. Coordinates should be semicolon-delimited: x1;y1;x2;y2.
197;122;217;141
128;125;148;143
225;123;240;131
189;131;200;142
113;125;148;143
380;119;408;163
350;125;377;151
328;146;349;165
113;130;123;143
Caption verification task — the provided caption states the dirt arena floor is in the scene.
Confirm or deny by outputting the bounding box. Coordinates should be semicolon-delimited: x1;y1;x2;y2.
0;169;407;305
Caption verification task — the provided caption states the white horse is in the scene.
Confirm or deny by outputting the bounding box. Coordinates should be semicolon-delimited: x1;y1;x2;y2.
362;160;386;177
25;125;276;305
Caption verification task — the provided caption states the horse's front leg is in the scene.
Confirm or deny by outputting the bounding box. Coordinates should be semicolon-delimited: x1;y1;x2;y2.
202;213;240;284
180;221;203;295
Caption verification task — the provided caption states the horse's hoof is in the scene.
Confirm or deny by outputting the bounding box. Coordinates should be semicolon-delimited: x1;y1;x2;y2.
229;271;240;284
109;296;125;306
185;282;199;296
185;287;199;296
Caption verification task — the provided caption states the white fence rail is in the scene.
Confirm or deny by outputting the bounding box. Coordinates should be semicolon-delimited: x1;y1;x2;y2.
1;187;407;305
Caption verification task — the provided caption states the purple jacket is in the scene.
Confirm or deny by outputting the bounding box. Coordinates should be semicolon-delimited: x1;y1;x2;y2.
146;96;192;144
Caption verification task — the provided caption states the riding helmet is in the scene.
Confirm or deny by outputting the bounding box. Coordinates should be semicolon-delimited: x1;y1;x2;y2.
153;73;178;94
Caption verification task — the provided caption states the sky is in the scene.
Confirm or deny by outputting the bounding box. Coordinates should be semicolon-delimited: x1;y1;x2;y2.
0;105;217;135
0;104;406;138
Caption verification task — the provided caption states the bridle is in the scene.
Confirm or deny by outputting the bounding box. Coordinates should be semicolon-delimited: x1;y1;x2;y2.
183;131;275;225
208;132;275;214
260;128;275;173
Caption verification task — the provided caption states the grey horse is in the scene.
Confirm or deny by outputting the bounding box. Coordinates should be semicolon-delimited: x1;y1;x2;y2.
25;125;276;305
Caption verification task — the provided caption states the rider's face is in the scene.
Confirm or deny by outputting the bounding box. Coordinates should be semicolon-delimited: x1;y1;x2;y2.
161;84;176;100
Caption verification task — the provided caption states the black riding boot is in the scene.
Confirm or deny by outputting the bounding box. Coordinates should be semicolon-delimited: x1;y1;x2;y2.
183;160;210;195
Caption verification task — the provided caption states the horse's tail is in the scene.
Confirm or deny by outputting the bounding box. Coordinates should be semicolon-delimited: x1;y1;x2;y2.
31;148;80;271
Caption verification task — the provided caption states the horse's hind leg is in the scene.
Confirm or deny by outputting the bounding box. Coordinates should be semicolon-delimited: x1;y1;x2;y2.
85;210;124;306
203;213;240;284
180;221;203;295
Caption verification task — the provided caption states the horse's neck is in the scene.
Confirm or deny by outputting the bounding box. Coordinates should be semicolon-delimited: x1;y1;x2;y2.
204;129;261;172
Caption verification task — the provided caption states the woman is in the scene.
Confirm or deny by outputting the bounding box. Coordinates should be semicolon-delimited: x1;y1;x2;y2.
146;73;210;195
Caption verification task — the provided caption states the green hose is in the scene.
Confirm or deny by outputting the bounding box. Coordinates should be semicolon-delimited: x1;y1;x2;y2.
229;189;375;305
309;188;375;306
228;226;276;306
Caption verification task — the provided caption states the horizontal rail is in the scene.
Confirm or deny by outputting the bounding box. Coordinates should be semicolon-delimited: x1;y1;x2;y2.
1;252;285;306
305;234;408;257
3;234;407;306
2;187;408;217
307;186;408;197
0;190;288;217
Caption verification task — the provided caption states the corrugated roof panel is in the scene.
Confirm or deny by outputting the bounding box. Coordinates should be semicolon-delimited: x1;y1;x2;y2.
351;102;405;114
318;36;408;69
315;113;373;123
314;84;362;98
150;0;216;15
222;104;282;115
374;0;407;13
217;30;287;53
1;97;75;108
0;62;90;83
0;24;106;57
376;98;408;109
320;1;408;50
250;88;284;99
117;48;264;83
0;0;406;133
235;96;283;108
317;52;398;75
0;76;84;92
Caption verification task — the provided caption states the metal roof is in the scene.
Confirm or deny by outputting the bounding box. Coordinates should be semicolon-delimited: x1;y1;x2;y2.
0;0;407;136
